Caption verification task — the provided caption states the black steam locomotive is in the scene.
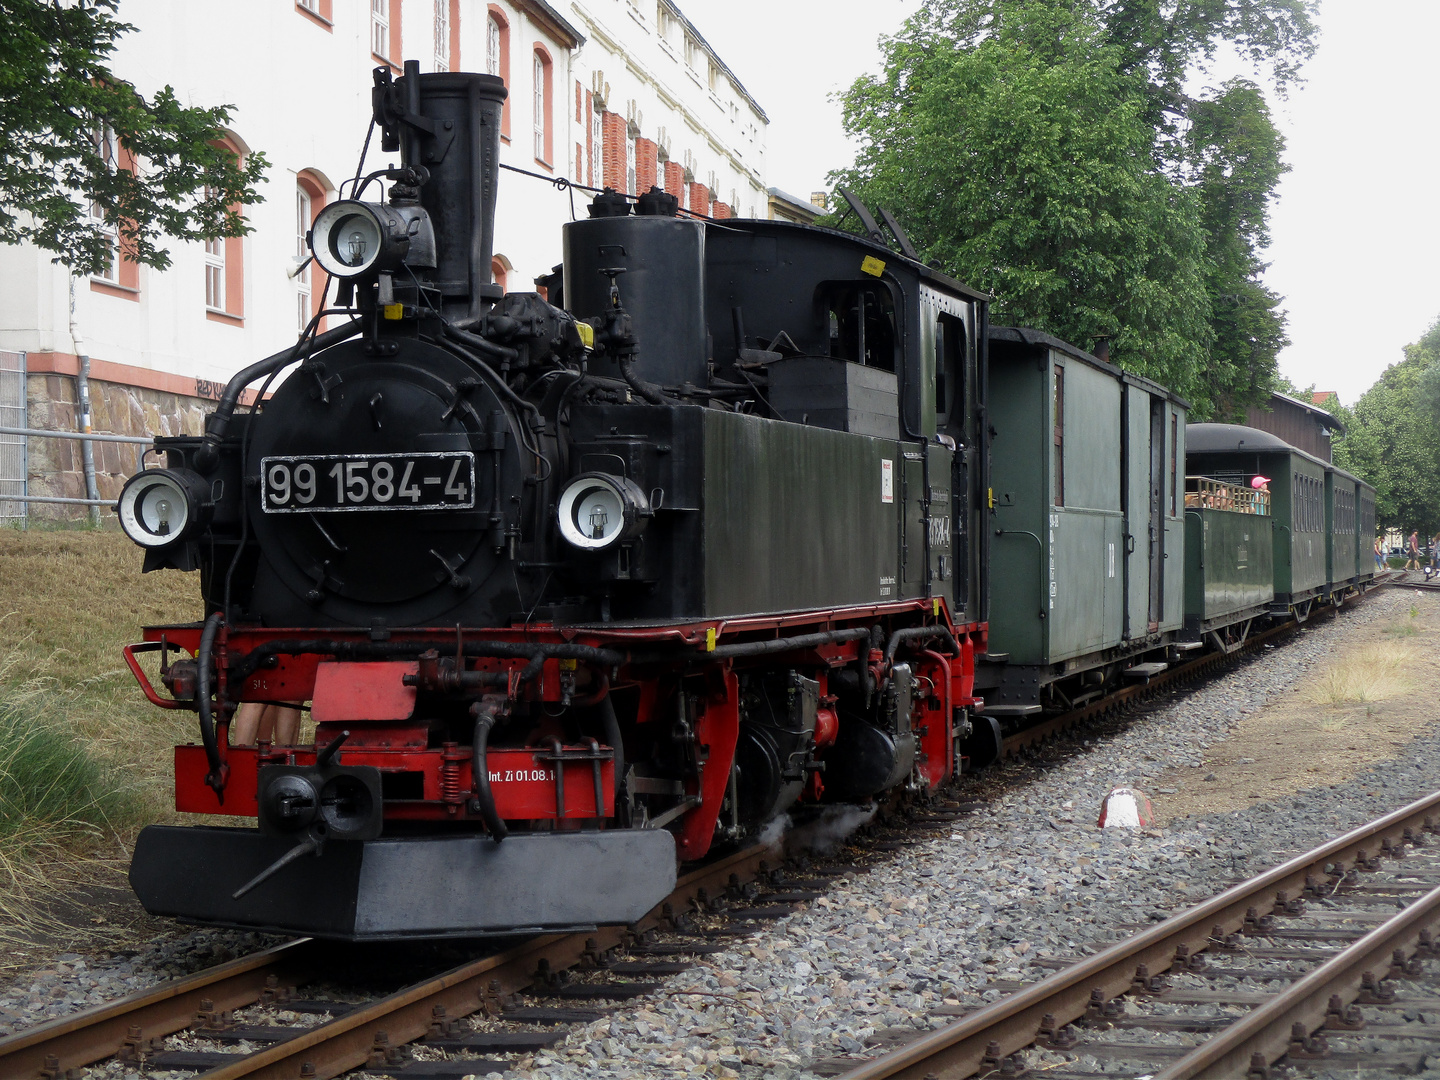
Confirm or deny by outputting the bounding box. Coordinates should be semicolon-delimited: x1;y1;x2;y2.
119;65;989;938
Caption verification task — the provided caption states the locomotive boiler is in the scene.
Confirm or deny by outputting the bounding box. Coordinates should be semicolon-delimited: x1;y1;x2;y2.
118;64;989;939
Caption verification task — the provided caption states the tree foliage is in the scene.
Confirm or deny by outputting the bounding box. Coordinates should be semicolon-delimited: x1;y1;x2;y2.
1333;317;1440;534
0;0;267;276
829;0;1316;417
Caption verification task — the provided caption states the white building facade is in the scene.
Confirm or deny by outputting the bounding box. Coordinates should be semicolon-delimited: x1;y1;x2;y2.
0;0;769;518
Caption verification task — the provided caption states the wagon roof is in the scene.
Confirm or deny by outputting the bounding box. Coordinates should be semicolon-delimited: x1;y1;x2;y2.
988;326;1190;408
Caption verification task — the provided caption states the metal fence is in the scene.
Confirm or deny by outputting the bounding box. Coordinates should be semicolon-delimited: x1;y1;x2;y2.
0;350;24;523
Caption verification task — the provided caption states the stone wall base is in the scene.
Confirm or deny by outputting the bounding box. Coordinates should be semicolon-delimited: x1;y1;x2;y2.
23;374;211;523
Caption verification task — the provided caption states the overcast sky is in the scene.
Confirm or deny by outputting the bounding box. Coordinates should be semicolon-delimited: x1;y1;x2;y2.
682;0;1440;407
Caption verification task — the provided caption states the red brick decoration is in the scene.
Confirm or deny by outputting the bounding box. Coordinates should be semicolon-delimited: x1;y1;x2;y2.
712;202;731;220
602;111;626;192
687;182;710;216
634;138;658;196
664;160;685;201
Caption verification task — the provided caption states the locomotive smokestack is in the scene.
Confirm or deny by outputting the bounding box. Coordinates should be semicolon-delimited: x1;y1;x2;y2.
375;62;507;322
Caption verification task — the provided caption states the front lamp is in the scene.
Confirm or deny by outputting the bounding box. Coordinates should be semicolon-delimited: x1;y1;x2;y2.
556;473;650;550
117;468;211;548
310;199;416;279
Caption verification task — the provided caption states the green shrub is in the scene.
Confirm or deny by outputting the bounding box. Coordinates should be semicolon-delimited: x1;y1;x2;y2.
0;688;139;850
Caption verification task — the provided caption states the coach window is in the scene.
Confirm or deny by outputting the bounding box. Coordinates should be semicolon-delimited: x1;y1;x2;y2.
1170;412;1178;516
1053;365;1065;507
487;7;510;139
934;313;965;426
822;283;896;371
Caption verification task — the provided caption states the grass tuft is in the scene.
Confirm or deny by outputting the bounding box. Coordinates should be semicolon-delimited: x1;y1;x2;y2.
0;683;142;856
1311;643;1415;706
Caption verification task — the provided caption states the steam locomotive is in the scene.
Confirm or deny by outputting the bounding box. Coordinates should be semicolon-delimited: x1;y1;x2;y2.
119;65;989;939
119;64;1375;941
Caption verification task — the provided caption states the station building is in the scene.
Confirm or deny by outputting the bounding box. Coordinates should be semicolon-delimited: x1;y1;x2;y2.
0;0;772;521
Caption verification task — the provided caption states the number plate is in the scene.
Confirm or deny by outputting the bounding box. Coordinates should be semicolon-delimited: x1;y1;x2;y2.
260;452;476;513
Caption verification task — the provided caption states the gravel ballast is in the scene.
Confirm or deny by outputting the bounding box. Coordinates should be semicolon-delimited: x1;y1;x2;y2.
2;588;1436;1080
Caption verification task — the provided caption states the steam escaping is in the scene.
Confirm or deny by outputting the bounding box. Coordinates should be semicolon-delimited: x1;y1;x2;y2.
784;803;877;857
758;814;791;848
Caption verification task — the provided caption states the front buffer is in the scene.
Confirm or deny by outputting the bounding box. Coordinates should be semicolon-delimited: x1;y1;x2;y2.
129;825;677;940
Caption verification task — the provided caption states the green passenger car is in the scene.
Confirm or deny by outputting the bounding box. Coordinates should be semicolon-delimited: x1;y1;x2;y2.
1182;478;1275;641
1186;424;1329;614
979;328;1187;719
1326;465;1376;599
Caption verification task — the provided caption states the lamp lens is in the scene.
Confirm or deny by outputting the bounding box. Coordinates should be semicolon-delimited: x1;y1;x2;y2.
330;213;381;269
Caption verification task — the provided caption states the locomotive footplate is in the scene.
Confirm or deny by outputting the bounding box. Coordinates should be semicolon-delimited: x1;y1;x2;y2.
129;825;677;940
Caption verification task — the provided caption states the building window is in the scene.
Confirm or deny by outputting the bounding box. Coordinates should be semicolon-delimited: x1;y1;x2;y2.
89;127;121;284
296;0;332;23
433;0;449;71
487;7;510;139
626;131;636;195
204;213;225;312
533;47;553;166
371;0;390;61
591;104;603;187
295;186;311;331
205;136;246;324
1053;365;1065;507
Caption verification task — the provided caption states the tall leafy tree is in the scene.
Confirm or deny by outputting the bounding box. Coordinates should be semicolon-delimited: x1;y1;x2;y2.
1333;317;1440;534
0;0;267;276
830;0;1316;417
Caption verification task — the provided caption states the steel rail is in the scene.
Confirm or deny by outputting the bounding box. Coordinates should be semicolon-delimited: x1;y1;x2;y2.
196;840;780;1079
0;938;317;1078
1156;881;1440;1079
835;786;1440;1080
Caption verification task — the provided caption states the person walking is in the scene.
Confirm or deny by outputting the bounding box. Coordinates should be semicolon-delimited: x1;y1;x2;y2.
1375;535;1386;572
1406;529;1421;571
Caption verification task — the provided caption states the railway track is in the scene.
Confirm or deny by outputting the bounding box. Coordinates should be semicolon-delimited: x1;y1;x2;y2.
0;807;976;1079
0;580;1405;1078
828;788;1440;1079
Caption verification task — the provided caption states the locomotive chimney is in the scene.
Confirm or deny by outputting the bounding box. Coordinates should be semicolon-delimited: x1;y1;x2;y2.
1094;337;1111;364
375;62;508;322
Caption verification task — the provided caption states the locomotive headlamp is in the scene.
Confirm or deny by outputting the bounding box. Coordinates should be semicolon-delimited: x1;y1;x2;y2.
116;468;211;548
310;199;417;279
557;473;651;550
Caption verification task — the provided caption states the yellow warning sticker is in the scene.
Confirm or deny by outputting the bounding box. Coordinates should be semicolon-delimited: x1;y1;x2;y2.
705;627;717;652
559;657;577;671
861;255;886;278
933;598;941;617
576;321;595;348
383;303;404;320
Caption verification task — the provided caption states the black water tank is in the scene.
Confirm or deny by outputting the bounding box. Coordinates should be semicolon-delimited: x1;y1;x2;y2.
563;216;708;390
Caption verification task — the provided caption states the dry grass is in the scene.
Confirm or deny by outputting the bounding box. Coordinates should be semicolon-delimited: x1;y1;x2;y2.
0;530;202;810
0;530;204;946
1309;642;1417;707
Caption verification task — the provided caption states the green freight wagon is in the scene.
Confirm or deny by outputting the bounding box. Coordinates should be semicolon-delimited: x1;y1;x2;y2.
1182;477;1275;647
978;328;1188;720
1186;424;1329;617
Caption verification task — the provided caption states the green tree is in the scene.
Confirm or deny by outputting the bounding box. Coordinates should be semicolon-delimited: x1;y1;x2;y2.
0;0;267;276
1333;317;1440;534
829;0;1316;417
